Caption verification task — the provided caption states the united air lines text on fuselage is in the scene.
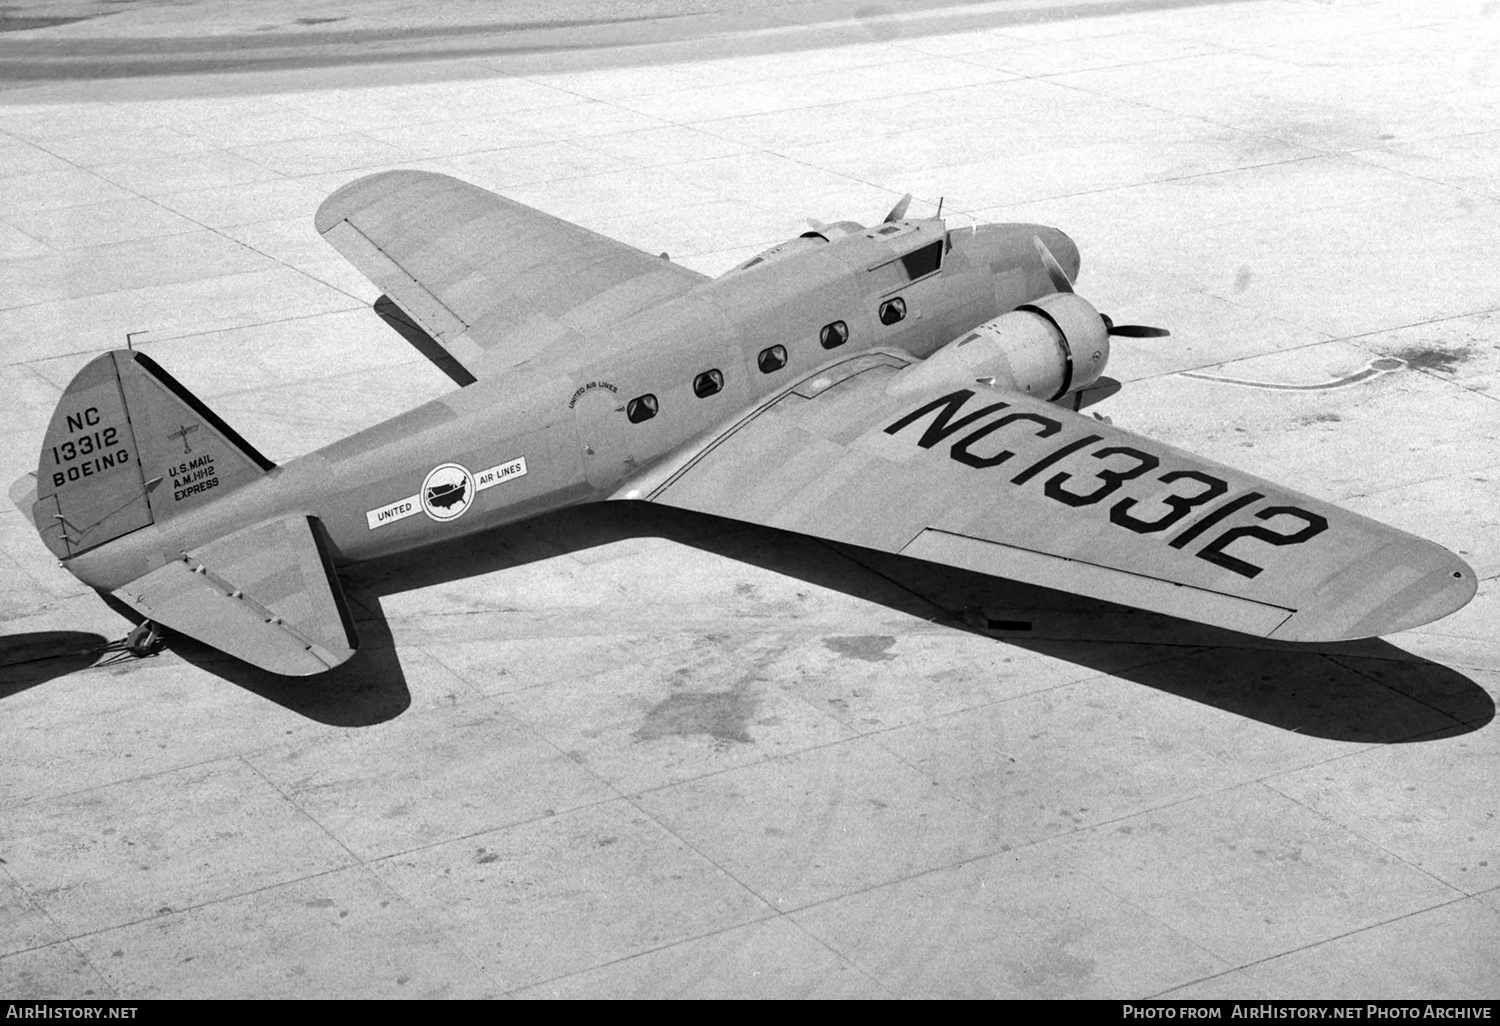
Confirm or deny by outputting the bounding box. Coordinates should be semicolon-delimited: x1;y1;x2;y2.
885;389;1328;580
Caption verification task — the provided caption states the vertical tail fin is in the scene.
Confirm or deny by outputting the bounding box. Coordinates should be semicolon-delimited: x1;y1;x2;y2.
25;350;274;558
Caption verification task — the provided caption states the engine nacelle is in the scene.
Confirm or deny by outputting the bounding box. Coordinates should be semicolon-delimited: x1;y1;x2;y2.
886;292;1110;400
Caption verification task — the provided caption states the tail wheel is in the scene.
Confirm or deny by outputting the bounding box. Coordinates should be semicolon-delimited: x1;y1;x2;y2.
124;620;164;657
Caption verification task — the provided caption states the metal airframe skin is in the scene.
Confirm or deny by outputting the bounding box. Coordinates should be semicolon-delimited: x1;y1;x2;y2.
48;212;1072;583
14;171;1476;675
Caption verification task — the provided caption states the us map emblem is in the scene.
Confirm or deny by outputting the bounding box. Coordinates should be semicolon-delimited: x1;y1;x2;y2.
421;463;474;522
364;456;528;530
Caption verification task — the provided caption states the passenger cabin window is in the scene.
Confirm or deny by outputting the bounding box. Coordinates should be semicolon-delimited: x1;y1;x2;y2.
900;241;942;280
626;394;658;423
694;369;724;398
757;345;788;373
879;297;907;326
820;321;849;349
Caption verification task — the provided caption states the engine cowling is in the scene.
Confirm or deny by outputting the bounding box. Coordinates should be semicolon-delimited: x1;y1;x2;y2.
886;292;1110;400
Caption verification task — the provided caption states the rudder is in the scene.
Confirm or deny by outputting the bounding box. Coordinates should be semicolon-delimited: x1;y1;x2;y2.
27;350;274;558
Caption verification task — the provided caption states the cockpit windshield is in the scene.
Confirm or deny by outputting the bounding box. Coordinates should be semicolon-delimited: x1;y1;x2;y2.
900;241;942;280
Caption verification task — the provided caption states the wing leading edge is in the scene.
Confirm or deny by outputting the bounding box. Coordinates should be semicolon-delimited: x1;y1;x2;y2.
316;171;708;381
636;353;1475;642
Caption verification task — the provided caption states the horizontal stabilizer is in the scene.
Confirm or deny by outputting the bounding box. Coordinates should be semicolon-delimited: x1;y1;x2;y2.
113;514;358;675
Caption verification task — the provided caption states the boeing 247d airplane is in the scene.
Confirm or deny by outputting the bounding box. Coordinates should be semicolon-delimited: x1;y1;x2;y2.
9;172;1477;675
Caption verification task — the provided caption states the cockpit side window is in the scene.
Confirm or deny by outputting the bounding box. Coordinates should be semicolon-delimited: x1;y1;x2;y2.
900;241;942;280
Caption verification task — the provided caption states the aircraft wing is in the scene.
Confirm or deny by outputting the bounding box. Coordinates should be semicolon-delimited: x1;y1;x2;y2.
112;514;358;675
315;170;708;381
635;352;1475;642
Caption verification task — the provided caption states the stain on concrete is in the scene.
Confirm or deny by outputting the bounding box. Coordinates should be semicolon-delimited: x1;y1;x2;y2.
475;848;499;864
296;17;347;25
1233;266;1253;292
636;688;759;745
1394;344;1472;374
823;635;897;662
1009;940;1098;991
1298;412;1342;425
305;897;336;908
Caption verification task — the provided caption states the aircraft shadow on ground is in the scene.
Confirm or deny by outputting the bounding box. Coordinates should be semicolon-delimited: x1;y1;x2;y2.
87;592;413;728
0;631;111;699
30;499;1484;736
347;500;1493;743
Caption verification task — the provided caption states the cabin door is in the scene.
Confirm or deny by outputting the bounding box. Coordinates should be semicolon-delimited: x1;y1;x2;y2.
571;384;636;492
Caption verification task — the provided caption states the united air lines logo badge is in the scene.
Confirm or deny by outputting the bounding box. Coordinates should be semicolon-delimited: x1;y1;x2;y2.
365;456;526;530
420;463;474;522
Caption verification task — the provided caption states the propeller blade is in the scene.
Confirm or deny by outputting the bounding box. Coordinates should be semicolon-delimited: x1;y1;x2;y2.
883;193;912;223
1107;324;1171;338
1031;235;1074;294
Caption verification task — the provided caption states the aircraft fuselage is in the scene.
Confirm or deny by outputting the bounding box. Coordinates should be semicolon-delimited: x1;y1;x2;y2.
64;221;1078;592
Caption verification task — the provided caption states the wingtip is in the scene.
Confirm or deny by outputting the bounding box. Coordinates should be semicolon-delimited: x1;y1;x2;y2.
1270;548;1478;642
314;169;465;235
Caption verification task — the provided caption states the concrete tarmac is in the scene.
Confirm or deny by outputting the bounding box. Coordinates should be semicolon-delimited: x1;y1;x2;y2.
2;0;1498;1000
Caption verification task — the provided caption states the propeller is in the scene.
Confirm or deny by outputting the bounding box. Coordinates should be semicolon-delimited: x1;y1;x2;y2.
1031;235;1171;339
1033;234;1074;294
1100;313;1169;339
883;193;912;223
